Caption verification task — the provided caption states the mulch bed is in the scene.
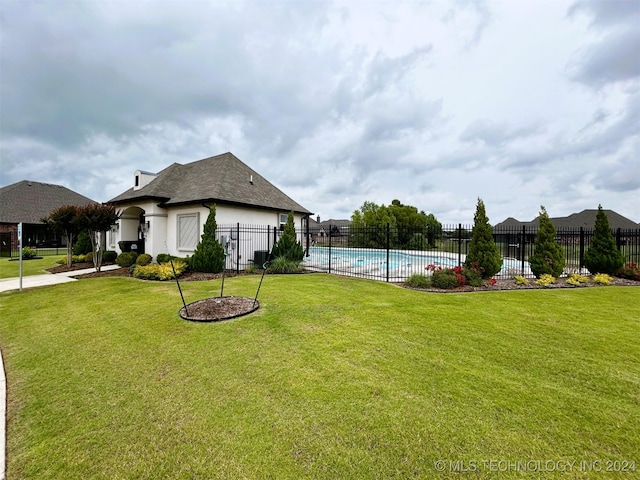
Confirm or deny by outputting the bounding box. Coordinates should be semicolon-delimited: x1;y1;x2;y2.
48;263;639;292
179;296;259;322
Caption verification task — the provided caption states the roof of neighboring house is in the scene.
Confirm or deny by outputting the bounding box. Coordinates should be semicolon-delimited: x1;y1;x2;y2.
495;209;638;230
0;180;96;224
108;152;312;215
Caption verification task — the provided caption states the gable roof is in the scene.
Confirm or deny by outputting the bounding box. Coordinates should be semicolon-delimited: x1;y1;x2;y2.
0;180;96;224
108;152;312;215
495;209;638;230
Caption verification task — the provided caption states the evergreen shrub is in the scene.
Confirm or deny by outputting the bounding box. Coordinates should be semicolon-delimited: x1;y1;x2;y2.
583;205;625;275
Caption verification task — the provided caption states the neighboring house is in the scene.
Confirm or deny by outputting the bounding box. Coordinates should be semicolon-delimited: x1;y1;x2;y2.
107;152;312;262
309;217;351;243
0;180;96;257
494;209;638;230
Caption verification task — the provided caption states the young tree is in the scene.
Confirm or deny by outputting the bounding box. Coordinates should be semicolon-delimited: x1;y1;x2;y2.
78;203;119;272
464;198;502;279
271;211;304;263
583;205;625;275
191;205;226;273
529;206;565;278
42;205;83;267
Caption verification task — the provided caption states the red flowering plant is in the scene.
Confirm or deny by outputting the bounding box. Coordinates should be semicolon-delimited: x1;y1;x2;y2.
616;262;640;281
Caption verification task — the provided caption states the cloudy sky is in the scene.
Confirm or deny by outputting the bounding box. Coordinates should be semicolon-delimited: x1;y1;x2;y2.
1;0;638;225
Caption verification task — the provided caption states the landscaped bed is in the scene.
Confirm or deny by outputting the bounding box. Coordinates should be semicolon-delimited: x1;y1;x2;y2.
1;274;638;479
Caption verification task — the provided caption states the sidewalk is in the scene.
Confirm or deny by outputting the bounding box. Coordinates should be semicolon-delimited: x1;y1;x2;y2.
0;265;122;293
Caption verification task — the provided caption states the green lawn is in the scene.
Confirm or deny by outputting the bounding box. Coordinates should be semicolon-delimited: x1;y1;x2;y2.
0;274;638;479
0;256;64;279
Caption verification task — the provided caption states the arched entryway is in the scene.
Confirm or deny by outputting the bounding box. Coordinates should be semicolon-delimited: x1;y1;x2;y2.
118;206;146;254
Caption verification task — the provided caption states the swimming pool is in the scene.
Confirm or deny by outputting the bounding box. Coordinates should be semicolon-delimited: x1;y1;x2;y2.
303;247;531;281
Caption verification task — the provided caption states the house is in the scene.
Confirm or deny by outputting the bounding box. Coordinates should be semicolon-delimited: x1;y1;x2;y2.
0;180;96;256
107;152;312;262
494;209;638;230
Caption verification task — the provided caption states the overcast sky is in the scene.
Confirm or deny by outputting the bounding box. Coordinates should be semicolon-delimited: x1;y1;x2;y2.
1;0;639;225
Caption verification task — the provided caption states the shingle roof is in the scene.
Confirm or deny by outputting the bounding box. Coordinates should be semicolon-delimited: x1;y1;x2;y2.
495;209;638;230
0;180;97;224
108;152;312;215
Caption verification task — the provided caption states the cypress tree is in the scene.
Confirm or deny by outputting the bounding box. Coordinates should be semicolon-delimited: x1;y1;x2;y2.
464;198;502;279
191;205;225;273
529;206;565;278
583;205;625;275
271;211;304;263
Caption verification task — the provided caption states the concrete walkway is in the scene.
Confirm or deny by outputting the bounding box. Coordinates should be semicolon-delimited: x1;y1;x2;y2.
0;264;122;478
0;264;122;293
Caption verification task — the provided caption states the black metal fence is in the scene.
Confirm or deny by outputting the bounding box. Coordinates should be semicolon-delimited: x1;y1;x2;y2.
217;223;639;282
304;224;640;282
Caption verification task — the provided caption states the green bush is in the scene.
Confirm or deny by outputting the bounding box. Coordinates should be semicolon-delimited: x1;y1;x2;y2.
116;251;139;267
431;269;459;289
271;211;304;263
267;256;303;274
136;253;153;266
133;260;188;280
464;198;502;279
71;254;86;263
84;251;93;264
73;230;93;255
405;274;431;288
191;206;225;273
529;206;565;278
156;253;173;264
102;251;117;263
583;205;625;275
462;264;483;287
21;247;37;260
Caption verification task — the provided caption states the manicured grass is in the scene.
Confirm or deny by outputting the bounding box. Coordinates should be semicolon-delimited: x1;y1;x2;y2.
0;256;64;279
0;275;639;479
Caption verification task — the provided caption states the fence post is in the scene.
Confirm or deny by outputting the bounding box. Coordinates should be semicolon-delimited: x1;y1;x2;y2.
386;223;390;282
579;227;585;268
616;228;622;250
521;226;526;275
236;223;240;274
328;224;332;274
457;224;462;266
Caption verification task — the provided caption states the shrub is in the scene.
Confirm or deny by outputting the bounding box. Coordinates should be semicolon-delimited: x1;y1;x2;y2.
102;250;117;263
71;254;86;263
21;247;37;259
116;251;139;267
616;262;640;281
431;269;460;289
244;263;258;274
405;274;431;289
462;262;483;287
136;253;153;266
156;253;173;264
84;251;93;264
267;256;303;274
464;198;502;279
593;273;612;285
133;260;188;280
514;275;529;286
191;205;225;273
73;230;93;255
535;274;556;287
529;206;565;278
583;205;625;275
566;273;589;286
272;211;304;263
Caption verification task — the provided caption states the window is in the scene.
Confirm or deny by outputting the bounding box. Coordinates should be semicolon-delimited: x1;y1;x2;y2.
279;213;288;231
177;213;199;250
